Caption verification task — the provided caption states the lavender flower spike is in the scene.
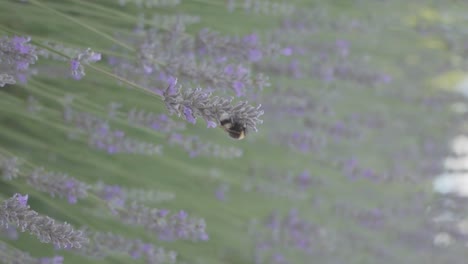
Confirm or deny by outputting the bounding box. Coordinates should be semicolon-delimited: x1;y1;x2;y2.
0;194;88;248
0;35;38;86
163;78;264;132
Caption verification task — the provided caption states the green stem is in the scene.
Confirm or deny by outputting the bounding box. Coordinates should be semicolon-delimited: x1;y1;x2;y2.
87;64;164;99
28;39;164;100
28;0;134;52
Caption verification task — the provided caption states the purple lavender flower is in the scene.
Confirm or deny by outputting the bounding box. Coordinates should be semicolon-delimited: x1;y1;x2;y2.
27;167;89;204
163;78;264;132
182;106;196;124
0;194;88;248
70;59;83;80
114;202;208;242
0;35;38;86
93;183;126;208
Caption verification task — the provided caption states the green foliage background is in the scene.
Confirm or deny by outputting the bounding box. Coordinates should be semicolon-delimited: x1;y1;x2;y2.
1;0;467;263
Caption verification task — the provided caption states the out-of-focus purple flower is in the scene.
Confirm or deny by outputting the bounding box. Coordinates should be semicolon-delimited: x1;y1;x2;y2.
335;39;350;58
70;59;84;80
16;193;28;206
281;47;293;56
182;106;196;124
39;256;64;264
248;49;263;62
69;48;101;80
165;76;178;95
215;183;230;201
206;120;217;128
27;167;89;204
115;202;208;242
1;225;18;240
0;35;38;86
94;183;126;208
232;80;246;97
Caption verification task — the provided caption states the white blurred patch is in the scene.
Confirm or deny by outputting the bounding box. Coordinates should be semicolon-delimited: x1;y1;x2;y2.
433;173;468;196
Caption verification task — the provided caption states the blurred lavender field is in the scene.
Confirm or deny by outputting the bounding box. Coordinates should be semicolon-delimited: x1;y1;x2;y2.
2;0;468;263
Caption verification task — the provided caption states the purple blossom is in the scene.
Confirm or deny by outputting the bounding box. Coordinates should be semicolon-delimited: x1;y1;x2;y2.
114;202;208;242
182;106;196;124
70;59;84;80
206;120;217;128
69;48;101;80
27;167;89;204
1;225;18;240
335;39;350;57
163;79;264;132
39;256;64;264
94;183;126;208
0;35;38;86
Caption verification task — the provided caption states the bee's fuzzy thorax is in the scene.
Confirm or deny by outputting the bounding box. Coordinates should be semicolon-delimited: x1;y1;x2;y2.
220;115;247;140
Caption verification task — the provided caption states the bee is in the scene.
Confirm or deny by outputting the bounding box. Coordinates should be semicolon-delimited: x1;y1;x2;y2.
220;115;247;140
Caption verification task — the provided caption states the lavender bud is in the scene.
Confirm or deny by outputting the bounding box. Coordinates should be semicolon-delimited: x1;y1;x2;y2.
0;194;88;248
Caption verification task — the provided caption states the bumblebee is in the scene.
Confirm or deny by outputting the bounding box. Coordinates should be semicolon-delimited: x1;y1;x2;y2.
220;115;247;140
